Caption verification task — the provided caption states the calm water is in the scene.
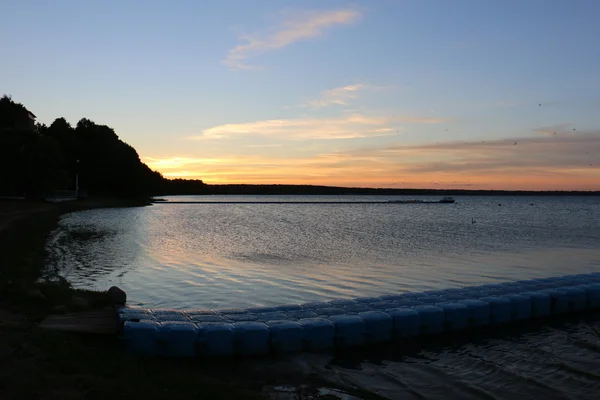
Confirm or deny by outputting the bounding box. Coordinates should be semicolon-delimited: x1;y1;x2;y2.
45;195;600;309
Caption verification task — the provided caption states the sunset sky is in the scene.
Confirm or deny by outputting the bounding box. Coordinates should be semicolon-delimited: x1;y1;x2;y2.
2;0;600;190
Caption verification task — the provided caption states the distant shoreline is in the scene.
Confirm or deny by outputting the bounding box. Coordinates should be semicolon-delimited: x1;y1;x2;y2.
160;183;600;196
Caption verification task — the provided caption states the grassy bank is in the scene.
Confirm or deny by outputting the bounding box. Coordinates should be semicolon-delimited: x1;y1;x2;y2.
0;198;263;399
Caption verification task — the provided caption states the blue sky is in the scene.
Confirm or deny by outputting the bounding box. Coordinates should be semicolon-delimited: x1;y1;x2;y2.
2;0;599;189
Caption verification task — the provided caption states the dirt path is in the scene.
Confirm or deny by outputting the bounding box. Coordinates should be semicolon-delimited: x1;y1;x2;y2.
0;201;54;235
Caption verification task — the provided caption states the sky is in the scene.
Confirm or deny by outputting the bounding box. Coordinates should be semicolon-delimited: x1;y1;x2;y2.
2;0;600;190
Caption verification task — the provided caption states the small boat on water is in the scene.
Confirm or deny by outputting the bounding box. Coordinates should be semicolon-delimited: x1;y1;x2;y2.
388;197;455;204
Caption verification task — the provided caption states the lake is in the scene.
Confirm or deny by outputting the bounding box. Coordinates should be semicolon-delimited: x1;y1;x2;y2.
44;195;600;310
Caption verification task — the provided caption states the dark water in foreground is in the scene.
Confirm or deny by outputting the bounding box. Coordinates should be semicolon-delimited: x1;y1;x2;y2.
45;195;600;309
256;313;600;399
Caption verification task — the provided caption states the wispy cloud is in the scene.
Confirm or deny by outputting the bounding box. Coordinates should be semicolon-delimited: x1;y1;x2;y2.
145;130;600;189
192;114;445;140
305;84;368;107
223;9;361;70
355;130;600;179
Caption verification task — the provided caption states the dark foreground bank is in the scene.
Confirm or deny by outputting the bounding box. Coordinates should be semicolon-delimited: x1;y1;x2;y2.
0;199;385;400
0;199;265;399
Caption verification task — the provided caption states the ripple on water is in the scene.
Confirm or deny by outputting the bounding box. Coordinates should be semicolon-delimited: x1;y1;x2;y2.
44;195;600;309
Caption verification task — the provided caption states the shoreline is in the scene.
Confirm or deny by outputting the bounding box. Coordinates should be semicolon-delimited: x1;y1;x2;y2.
0;198;269;399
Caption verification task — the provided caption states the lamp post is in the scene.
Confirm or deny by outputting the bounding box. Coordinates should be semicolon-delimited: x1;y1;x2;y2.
75;159;79;198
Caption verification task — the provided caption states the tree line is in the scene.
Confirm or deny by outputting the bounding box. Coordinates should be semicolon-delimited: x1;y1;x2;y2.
2;95;597;199
0;95;207;198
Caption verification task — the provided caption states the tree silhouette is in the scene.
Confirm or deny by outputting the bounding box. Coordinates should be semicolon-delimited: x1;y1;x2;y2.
1;95;168;198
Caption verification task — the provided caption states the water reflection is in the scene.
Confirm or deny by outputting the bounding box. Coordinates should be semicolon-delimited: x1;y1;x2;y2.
45;195;600;309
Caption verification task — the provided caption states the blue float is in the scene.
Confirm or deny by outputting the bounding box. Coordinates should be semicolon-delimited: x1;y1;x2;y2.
368;301;396;310
385;307;419;337
342;303;373;313
227;313;259;322
479;296;512;325
577;283;600;308
298;318;335;351
354;296;383;304
315;307;346;316
286;309;318;319
519;291;551;318
329;315;366;347
435;302;469;331
328;299;358;307
151;310;190;323
233;321;270;356
540;288;570;314
159;322;197;357
561;286;587;311
121;272;600;358
190;314;225;323
267;320;304;353
256;311;289;322
123;320;161;356
196;322;235;356
411;305;445;334
417;296;445;305
358;311;393;343
502;294;531;321
273;304;305;312
301;301;330;309
458;299;491;327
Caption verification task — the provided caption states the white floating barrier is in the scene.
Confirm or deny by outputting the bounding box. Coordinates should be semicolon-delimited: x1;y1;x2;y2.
159;322;197;357
233;322;270;356
299;318;335;350
411;305;445;334
435;302;469;331
358;311;393;343
268;320;304;354
329;315;366;347
196;322;235;356
386;308;420;337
